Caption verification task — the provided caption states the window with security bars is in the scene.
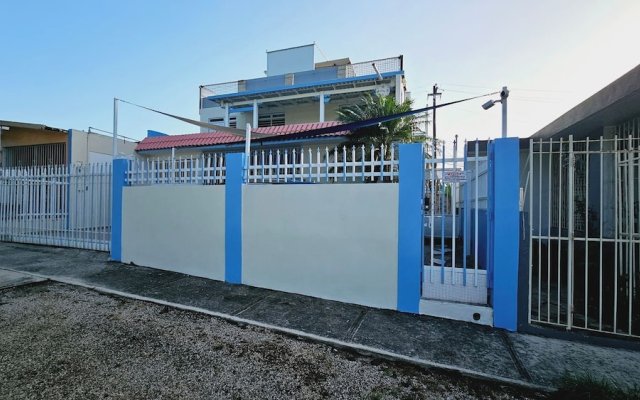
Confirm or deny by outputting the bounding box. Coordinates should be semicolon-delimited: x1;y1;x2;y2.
209;117;237;129
3;143;67;167
258;113;285;128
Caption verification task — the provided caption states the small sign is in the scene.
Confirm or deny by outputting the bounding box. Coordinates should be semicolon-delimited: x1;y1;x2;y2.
442;170;468;183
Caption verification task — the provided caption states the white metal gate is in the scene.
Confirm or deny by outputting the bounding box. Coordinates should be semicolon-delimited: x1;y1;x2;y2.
528;135;639;338
423;140;491;305
0;163;112;251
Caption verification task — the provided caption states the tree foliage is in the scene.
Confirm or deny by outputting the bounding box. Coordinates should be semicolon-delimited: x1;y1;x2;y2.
336;94;422;154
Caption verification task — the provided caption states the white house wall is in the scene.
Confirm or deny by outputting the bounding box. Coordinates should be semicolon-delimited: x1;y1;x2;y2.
121;185;226;280
70;129;137;164
242;183;399;309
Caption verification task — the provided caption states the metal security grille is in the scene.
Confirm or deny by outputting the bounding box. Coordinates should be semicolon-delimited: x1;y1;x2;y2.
528;135;640;338
3;143;67;167
423;140;490;305
0;163;112;251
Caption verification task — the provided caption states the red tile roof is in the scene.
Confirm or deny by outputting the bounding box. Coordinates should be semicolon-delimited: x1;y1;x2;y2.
136;121;348;151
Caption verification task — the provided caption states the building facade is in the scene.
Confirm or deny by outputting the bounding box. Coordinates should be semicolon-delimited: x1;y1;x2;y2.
0;120;138;167
198;44;408;131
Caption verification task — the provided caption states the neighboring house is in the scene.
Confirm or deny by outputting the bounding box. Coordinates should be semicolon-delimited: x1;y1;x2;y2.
198;44;408;130
136;121;350;159
0;120;138;167
530;64;639;142
523;63;639;338
527;63;640;237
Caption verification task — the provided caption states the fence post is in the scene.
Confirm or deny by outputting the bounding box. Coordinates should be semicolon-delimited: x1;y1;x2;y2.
491;137;520;331
110;158;127;262
397;143;424;313
225;152;244;284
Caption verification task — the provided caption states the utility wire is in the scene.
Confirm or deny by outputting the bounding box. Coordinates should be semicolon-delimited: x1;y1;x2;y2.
117;90;499;142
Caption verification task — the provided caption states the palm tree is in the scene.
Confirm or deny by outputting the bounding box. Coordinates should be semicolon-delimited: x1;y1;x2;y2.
336;93;422;160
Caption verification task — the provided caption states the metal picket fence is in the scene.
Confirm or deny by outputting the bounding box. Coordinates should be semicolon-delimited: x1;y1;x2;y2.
247;144;399;184
127;153;226;185
0;163;112;251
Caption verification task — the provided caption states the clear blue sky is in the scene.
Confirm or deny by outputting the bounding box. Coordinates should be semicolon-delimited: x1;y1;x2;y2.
1;0;639;145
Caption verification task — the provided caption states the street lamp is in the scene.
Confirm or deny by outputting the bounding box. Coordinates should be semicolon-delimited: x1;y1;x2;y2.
481;86;509;138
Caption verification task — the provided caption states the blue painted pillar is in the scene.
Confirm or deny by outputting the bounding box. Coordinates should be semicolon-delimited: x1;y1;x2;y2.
397;143;424;313
110;158;128;262
225;153;244;284
491;138;520;331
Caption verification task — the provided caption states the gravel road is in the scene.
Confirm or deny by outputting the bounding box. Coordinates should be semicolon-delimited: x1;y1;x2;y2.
0;282;543;399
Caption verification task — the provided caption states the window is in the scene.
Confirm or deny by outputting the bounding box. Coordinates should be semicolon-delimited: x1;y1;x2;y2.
258;113;285;128
209;117;237;128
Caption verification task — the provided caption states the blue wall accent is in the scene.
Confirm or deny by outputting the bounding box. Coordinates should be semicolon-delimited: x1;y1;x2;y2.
397;143;424;313
491;138;520;331
225;153;244;284
229;106;254;113
486;142;495;288
110;158;127;262
205;71;404;103
147;130;168;138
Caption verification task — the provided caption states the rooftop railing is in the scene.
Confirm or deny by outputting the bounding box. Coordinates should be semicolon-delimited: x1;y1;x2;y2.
200;56;402;104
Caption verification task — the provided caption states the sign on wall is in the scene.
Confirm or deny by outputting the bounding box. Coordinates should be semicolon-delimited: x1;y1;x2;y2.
442;170;468;183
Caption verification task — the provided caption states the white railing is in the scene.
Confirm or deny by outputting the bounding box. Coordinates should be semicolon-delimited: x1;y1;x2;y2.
200;56;403;101
0;163;112;251
247;144;399;184
127;154;226;186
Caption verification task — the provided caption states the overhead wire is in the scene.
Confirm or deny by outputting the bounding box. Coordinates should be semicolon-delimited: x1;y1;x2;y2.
117;90;500;142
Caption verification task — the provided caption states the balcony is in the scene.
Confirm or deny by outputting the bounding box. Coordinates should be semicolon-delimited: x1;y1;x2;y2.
200;56;403;107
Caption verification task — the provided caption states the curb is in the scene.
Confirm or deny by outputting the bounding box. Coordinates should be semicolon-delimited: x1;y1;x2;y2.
0;267;553;393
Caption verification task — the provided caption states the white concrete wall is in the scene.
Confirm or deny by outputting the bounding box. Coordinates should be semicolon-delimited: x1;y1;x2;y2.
121;185;225;280
70;129;137;164
242;183;399;309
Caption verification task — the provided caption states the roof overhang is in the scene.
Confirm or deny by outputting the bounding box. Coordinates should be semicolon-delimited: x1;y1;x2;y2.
202;71;402;107
0;120;65;133
530;64;640;140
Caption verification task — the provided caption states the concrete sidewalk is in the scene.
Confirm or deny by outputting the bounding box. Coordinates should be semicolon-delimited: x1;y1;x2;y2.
1;242;639;390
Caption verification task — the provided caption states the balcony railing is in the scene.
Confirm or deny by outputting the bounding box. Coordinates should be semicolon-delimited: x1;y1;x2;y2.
200;56;402;104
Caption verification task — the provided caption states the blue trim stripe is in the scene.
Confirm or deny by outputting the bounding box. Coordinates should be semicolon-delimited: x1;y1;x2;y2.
225;153;243;284
397;143;424;313
110;159;127;262
229;106;254;113
147;130;168;137
491;138;520;331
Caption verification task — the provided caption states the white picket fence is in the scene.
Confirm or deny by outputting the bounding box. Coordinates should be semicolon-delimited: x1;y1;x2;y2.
247;144;399;183
0;163;112;251
127;153;226;185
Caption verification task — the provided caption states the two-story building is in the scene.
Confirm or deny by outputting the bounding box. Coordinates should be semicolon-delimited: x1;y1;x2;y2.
199;44;408;130
135;45;409;158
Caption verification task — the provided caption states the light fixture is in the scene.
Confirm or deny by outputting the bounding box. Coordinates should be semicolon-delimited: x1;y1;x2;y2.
482;86;509;137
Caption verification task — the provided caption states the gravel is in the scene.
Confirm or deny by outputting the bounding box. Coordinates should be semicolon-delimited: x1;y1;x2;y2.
0;282;544;399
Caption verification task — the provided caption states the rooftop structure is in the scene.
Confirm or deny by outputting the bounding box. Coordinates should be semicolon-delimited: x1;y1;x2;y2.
198;44;407;131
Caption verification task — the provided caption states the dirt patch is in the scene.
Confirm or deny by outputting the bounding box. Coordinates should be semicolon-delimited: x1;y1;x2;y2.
0;282;545;399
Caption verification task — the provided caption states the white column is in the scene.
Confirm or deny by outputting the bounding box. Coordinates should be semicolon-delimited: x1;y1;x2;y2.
224;104;230;127
112;98;118;158
319;92;325;122
501;86;509;138
252;100;258;128
395;74;403;103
